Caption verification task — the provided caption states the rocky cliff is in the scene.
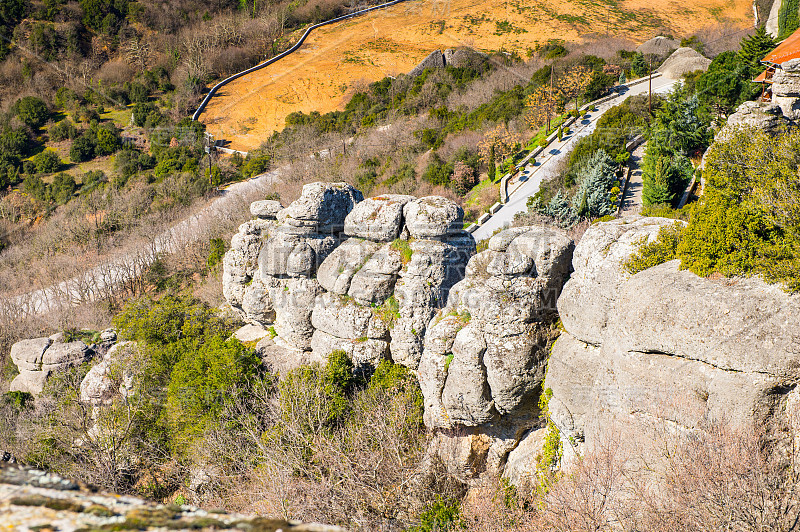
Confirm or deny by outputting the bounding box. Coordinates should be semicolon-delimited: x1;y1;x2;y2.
223;182;475;372
527;218;800;483
8;188;800;506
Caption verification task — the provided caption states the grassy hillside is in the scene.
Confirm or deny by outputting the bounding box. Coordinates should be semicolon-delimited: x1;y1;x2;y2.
201;0;753;150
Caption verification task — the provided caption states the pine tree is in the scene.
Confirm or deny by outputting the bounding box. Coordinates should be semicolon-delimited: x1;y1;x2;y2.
738;26;777;68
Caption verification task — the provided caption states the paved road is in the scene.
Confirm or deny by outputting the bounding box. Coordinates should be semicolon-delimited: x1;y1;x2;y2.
8;169;283;316
621;143;646;215
473;75;678;241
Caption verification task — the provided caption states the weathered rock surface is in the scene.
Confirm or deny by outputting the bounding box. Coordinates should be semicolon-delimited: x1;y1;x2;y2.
444;47;488;68
404;196;463;239
249;199;283;219
772;58;800;119
0;463;346;532
657;47;711;78
408;50;445;77
718;101;792;139
277;182;362;232
390;235;476;368
316;238;382;294
223;184;475;370
546;218;800;470
10;338;52;372
418;226;573;477
9;337;94;396
557;217;680;346
636;36;679;57
80;341;137;405
343;195;414;242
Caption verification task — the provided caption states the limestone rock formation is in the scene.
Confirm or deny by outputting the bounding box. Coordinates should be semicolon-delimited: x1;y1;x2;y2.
0;463;346;532
223;183;475;371
635;36;679;57
9;337;94;396
249;199;282;219
343;194;414;242
79;341;137;405
408;50;446;77
418;226;574;477
443;47;489;68
717;101;792;139
408;47;488;78
773;58;800;119
656;47;711;78
557;216;680;345
547;218;800;469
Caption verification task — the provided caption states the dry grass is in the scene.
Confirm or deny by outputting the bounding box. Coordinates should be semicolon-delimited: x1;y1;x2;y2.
201;0;752;151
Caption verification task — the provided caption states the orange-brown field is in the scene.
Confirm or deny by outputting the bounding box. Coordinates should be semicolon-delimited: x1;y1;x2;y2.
201;0;753;151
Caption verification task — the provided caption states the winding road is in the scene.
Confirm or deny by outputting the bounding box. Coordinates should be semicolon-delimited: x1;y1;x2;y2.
472;75;678;241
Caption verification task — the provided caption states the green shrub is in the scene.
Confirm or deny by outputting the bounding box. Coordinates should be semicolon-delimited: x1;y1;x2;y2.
624;222;684;275
240;153;270;178
410;496;465;532
113;295;231;345
2;391;32;411
33;149;61;173
278;350;355;433
207;238;226;269
391;238;413;265
70;135;95;162
14;96;49;129
95;124;122;156
49;120;78;142
166;335;260;444
50;172;77;204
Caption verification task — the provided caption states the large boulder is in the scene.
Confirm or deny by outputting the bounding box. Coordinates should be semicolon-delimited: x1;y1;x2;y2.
444;47;488;68
277;182;362;233
717;101;792;139
636;36;679;57
557;217;680;346
408;50;445;77
9;338;52;372
403;197;463;239
656;47;711;79
222;188;475;369
546;218;800;471
343;195;414;242
249;199;282;219
9;338;94;396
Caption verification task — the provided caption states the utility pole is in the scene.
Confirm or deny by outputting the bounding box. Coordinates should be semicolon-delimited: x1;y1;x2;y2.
648;57;653;117
548;65;554;133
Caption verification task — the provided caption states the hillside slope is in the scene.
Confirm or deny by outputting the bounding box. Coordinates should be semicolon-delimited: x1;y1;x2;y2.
201;0;752;151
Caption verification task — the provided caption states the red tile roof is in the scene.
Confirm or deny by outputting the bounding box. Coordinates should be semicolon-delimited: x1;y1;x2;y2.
763;28;800;65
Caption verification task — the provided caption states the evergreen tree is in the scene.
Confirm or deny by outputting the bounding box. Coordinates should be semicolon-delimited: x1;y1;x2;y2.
738;26;777;68
631;53;648;78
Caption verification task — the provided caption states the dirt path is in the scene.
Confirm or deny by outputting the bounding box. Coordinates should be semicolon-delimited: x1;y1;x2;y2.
201;0;752;151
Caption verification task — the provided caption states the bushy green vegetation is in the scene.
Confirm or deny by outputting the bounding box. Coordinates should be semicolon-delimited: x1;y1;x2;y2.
624;222;684;274
694;27;776;117
779;0;800;39
641;88;709;208
625;127;800;291
0;292;435;528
